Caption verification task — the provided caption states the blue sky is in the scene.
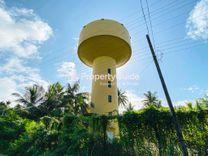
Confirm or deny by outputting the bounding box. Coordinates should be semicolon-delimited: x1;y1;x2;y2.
0;0;207;109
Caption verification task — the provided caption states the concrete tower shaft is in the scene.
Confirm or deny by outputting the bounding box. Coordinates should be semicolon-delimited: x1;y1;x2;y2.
91;56;118;114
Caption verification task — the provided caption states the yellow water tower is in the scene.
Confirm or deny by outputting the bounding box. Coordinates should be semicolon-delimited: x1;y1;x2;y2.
77;19;131;137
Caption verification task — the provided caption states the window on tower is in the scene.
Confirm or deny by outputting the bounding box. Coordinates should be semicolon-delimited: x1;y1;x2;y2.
108;95;112;103
108;81;111;88
107;68;111;74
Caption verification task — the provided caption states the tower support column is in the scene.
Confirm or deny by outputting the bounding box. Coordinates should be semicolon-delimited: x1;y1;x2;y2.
91;56;118;114
91;56;119;138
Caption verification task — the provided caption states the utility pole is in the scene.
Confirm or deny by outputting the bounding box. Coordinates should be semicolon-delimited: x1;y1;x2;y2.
146;34;188;156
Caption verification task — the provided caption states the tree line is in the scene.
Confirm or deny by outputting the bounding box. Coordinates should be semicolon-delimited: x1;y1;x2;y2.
0;82;208;155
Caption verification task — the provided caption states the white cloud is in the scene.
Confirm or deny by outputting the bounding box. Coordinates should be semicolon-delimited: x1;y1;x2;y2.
183;85;199;93
0;57;38;74
0;58;49;102
186;0;208;40
0;1;52;103
0;0;53;58
182;85;208;96
57;61;79;82
0;77;17;102
1;58;49;88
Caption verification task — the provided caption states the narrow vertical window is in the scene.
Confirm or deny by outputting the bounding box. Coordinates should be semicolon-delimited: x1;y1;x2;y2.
108;81;111;88
108;95;112;103
107;68;111;74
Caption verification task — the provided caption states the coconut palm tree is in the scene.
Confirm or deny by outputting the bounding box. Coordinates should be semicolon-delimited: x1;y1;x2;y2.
118;89;128;107
13;84;45;107
66;81;79;97
126;103;134;111
186;102;193;110
64;82;89;115
12;84;45;119
142;91;161;108
42;82;65;116
0;101;9;116
200;95;208;108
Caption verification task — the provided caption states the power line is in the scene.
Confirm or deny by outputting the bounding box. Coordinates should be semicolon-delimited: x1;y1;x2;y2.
124;0;180;27
126;1;193;29
160;42;206;54
127;0;194;30
145;0;156;50
77;39;206;76
139;0;150;35
40;30;205;69
139;59;154;75
118;0;169;22
137;41;206;60
35;0;201;72
40;36;205;71
39;0;200;64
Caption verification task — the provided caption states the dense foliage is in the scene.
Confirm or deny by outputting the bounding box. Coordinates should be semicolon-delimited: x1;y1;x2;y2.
0;83;208;155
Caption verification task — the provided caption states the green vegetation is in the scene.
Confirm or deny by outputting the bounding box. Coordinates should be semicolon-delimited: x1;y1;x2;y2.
0;82;208;155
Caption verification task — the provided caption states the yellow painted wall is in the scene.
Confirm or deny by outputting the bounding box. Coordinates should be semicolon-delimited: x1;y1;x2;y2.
91;56;118;114
91;56;119;137
79;19;130;47
78;19;131;67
